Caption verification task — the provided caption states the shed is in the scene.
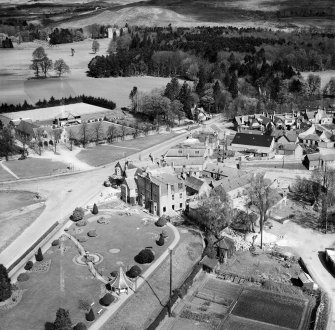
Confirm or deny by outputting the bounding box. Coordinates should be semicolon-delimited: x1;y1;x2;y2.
298;271;314;290
214;237;235;264
200;256;219;273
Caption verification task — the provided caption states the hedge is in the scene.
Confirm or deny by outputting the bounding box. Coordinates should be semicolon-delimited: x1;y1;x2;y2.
76;219;88;227
99;293;114;306
156;235;165;246
24;261;33;271
7;221;59;273
51;239;60;246
71;207;85;222
135;249;155;264
147;263;202;330
126;265;141;278
17;273;30;282
73;322;87;330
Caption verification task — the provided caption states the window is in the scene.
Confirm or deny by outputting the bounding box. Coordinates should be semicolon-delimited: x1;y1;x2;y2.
171;185;175;193
163;206;166;212
172;194;174;200
180;203;183;208
154;205;157;211
179;193;183;198
178;150;182;154
195;150;200;154
178;183;183;189
172;205;175;210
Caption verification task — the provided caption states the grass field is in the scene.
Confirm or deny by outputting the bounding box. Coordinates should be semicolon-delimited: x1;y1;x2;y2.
0;39;177;107
0;190;39;213
0;209;174;330
301;70;335;89
4;158;69;179
231;288;307;329
0;167;15;181
77;132;179;167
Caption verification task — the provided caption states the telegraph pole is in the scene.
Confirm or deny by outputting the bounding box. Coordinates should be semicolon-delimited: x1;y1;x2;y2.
168;248;173;317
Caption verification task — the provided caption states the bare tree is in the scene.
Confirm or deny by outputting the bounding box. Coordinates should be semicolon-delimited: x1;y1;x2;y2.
35;127;44;155
92;121;104;144
51;128;62;154
121;125;127;141
92;40;100;54
106;124;116;143
244;173;277;249
54;59;70;77
79;122;91;148
40;56;53;78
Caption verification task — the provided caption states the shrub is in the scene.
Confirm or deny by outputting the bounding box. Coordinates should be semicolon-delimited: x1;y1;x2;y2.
92;203;98;215
77;236;88;243
54;308;72;330
126;265;141;278
24;261;33;270
86;308;95;322
17;273;29;282
72;207;85;222
78;298;90;311
155;215;169;227
156;234;165;246
87;230;97;237
76;220;88;227
99;293;114;306
161;229;168;238
73;322;87;330
135;249;155;264
52;239;60;246
35;247;43;262
110;270;118;277
0;265;11;302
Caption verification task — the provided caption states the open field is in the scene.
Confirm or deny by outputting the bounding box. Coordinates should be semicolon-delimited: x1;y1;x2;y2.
4;157;69;179
0;209;174;330
0;39;177;107
0;190;39;213
301;70;335;89
77;132;179;167
164;274;309;330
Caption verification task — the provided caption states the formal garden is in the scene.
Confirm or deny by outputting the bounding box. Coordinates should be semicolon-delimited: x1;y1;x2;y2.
0;204;174;330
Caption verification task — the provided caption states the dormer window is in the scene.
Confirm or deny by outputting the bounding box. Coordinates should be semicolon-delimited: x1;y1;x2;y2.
178;150;182;154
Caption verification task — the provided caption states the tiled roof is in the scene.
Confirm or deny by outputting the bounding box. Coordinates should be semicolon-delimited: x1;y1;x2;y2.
285;132;298;142
16;120;39;136
303;134;320;141
211;173;251;192
124;177;137;190
204;164;241;178
165;157;205;166
165;144;207;158
185;176;206;191
231;133;273;148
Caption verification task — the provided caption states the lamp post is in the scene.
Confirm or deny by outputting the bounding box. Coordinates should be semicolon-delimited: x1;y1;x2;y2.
168;248;173;317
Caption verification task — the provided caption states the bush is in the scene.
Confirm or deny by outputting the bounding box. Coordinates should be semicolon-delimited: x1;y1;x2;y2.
126;265;141;278
86;308;95;322
135;249;155;264
99;293;114;306
77;236;88;243
87;230;97;237
24;261;33;270
76;220;88;227
78;298;90;311
17;273;29;282
71;207;85;222
155;215;169;227
156;234;165;246
92;203;98;215
73;322;87;330
161;229;168;238
110;270;118;277
35;247;43;262
0;265;11;302
51;239;60;246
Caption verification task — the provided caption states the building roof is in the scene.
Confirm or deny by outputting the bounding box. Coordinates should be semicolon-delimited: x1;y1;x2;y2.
124;177;137;190
109;267;134;291
165;144;207;158
278;144;301;151
231;133;274;148
185;176;206;191
303;134;320;141
285;132;298;142
321;154;335;162
200;256;219;269
203;164;240;178
212;173;251;192
305;153;321;161
4;103;110;122
214;236;235;250
165;157;205;167
16;120;39;136
0;114;12;127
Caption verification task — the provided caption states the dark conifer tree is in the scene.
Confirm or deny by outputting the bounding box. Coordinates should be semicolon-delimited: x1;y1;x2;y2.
0;264;11;302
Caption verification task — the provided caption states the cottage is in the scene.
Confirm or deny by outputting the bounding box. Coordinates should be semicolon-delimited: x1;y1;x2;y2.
277;144;303;159
230;133;275;156
277;132;298;145
121;177;138;205
303;153;321;170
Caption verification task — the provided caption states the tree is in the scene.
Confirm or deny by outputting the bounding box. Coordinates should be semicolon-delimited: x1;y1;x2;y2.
197;186;232;237
244;173;277;249
0;264;11;302
38;55;53;78
51;128;62;154
157;234;165;246
141;93;171;126
35;127;44;155
36;247;43;262
228;73;238;99
213;81;221;112
107;40;117;54
92;40;100;54
73;323;87;330
306;74;321;97
92;121;103;144
323;77;335;97
67;128;75;151
92;203;98;215
164;77;180;101
129;86;138;111
177;81;193;119
135;249;155;264
170;99;184;124
106;124;116;143
30;47;46;77
0;127;15;161
79;122;91;147
126;265;142;278
99;293;114;306
54;308;72;330
72;207;85;221
54;59;70;77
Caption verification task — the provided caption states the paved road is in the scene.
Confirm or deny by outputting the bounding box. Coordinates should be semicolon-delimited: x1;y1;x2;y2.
0;130;191;269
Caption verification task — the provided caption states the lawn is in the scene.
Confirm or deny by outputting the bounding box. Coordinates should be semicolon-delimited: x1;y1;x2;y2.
222;315;281;330
231;287;307;329
4;158;69;179
76;132;179;167
102;228;203;330
0;190;39;213
0;167;15;182
0;209;175;330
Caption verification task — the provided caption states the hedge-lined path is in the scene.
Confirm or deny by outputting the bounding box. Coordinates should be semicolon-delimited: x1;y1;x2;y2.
88;222;180;330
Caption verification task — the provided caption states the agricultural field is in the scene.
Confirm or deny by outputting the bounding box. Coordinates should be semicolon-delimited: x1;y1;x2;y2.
0;38;177;107
164;275;310;330
0;208;174;330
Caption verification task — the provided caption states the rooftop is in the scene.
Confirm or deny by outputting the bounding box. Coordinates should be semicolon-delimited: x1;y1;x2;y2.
231;133;273;148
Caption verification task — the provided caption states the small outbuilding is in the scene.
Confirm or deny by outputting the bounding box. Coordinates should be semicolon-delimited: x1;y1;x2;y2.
214;237;236;264
200;256;219;273
298;271;314;290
